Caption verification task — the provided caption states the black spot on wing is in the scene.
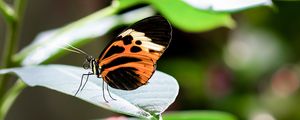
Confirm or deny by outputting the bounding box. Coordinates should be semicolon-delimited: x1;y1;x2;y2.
99;16;171;61
135;40;142;45
149;49;156;52
102;46;125;59
101;57;142;70
105;67;143;90
129;16;172;48
130;46;142;53
122;35;133;45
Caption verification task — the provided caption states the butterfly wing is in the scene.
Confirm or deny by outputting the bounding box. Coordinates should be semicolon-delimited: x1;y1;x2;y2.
98;16;172;90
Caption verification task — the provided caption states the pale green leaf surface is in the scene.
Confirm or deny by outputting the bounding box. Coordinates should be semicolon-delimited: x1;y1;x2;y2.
114;0;145;10
13;6;155;66
183;0;272;12
0;64;179;119
14;15;119;65
148;0;235;32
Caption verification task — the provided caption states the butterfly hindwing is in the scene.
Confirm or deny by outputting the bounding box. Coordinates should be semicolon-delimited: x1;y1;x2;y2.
102;57;155;90
98;16;172;90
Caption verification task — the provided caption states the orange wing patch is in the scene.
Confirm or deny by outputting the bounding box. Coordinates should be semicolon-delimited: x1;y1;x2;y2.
97;16;172;90
98;33;160;90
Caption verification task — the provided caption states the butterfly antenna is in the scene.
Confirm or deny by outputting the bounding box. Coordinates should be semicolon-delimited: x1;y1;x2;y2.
59;46;83;54
65;44;89;56
52;40;89;56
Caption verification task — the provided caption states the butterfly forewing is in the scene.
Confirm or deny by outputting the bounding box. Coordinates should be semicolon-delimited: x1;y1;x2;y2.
98;16;172;90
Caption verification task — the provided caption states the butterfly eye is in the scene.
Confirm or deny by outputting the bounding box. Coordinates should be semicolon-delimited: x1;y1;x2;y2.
82;62;90;69
86;56;93;62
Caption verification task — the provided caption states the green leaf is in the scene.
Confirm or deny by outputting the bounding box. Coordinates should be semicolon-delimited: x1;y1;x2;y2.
13;6;155;66
183;0;273;12
0;64;179;119
115;0;145;10
13;6;118;65
163;111;237;120
148;0;235;32
0;0;16;22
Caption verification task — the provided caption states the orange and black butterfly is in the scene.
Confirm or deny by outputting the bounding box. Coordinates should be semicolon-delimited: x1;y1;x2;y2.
75;16;172;102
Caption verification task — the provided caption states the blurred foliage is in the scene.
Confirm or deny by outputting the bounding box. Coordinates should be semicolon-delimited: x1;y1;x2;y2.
163;111;237;120
159;1;300;120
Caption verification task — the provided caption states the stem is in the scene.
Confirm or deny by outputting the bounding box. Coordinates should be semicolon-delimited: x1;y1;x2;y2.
0;20;17;68
0;80;26;120
0;2;17;100
0;0;26;94
0;19;18;99
14;0;26;18
0;0;15;23
0;0;27;119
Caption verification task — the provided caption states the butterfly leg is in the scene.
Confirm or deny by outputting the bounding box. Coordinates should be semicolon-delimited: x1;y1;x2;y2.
106;84;117;100
75;72;92;96
102;80;109;103
80;72;91;91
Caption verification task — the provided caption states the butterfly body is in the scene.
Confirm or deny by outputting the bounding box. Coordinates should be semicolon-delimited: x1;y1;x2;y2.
79;16;171;98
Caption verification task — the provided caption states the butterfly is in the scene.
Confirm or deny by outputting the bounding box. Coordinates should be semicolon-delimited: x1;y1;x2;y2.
75;16;172;102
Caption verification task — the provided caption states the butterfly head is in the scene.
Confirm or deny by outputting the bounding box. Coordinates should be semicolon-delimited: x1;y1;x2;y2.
83;56;100;75
82;56;94;69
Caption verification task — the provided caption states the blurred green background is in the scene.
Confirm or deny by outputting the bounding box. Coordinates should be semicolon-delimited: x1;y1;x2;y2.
1;0;300;120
